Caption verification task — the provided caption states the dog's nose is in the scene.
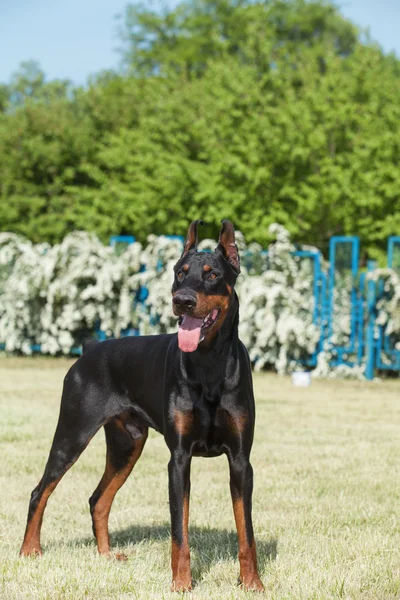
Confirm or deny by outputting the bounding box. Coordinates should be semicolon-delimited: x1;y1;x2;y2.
173;293;197;309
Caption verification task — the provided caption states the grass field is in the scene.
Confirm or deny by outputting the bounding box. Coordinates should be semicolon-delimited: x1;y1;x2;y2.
0;357;400;599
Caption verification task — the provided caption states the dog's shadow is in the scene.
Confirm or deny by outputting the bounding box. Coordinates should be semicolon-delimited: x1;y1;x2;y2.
71;522;277;576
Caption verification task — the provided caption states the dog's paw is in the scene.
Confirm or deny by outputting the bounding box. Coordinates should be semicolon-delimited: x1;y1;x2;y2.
239;575;265;592
115;552;128;561
171;578;192;592
19;545;43;558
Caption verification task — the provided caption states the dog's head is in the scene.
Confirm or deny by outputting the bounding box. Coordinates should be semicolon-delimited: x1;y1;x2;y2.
172;220;240;353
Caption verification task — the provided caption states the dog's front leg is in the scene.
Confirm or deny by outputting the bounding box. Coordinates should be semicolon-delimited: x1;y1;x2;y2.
228;452;264;592
168;447;192;592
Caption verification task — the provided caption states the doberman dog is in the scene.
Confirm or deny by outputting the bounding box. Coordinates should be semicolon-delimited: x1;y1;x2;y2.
20;220;264;592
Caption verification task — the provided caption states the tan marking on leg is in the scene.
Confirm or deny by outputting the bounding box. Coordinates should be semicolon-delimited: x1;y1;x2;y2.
171;493;192;591
92;432;147;557
232;497;264;592
174;409;193;436
20;477;60;556
20;423;104;558
227;412;248;435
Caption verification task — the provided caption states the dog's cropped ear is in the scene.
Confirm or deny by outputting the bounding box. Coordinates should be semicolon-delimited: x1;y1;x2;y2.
181;219;203;257
216;220;240;274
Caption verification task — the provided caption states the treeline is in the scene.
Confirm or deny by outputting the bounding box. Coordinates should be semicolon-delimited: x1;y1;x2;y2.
1;0;400;258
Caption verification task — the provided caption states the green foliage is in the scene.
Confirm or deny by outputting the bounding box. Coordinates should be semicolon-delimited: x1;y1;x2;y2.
0;0;399;255
120;0;358;77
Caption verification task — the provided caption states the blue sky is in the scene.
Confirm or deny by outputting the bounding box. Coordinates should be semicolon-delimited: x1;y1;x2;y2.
0;0;399;86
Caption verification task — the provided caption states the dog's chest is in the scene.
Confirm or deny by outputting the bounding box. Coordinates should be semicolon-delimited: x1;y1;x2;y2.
189;397;232;457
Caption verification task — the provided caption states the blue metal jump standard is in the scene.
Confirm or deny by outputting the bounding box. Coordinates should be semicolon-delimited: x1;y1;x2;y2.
110;235;136;248
365;276;377;381
388;236;400;272
327;236;361;366
292;249;324;367
368;238;400;374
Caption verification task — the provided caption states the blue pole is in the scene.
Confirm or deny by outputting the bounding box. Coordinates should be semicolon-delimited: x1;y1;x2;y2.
388;236;400;270
365;278;376;380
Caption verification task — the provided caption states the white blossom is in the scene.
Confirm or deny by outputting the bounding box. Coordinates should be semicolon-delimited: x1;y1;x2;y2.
0;228;399;379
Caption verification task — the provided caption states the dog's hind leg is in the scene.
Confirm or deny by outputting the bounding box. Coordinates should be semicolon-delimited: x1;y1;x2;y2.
20;380;108;557
89;416;148;559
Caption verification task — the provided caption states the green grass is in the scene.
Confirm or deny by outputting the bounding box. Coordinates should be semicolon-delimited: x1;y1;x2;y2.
1;357;400;599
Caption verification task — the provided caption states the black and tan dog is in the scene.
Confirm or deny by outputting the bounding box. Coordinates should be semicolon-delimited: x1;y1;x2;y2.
20;220;264;592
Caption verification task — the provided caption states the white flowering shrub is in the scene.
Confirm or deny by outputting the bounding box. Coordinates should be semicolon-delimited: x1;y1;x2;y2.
367;269;400;362
311;271;359;379
0;227;399;379
312;351;367;380
329;274;353;346
237;225;320;374
133;234;184;334
367;269;400;336
0;232;142;354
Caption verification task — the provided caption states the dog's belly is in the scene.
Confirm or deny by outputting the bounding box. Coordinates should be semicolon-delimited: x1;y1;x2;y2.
191;437;225;458
192;446;224;458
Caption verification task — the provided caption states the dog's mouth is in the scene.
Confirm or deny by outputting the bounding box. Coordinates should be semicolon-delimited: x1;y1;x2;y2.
177;309;220;353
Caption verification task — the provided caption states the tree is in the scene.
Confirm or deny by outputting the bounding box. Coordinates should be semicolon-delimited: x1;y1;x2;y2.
120;0;359;77
0;63;95;242
68;45;400;254
0;1;399;260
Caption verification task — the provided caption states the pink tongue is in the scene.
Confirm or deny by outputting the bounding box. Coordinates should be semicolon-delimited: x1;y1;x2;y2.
178;315;203;352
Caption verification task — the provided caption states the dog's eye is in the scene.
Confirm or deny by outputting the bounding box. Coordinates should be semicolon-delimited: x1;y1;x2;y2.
208;273;217;280
177;271;184;280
